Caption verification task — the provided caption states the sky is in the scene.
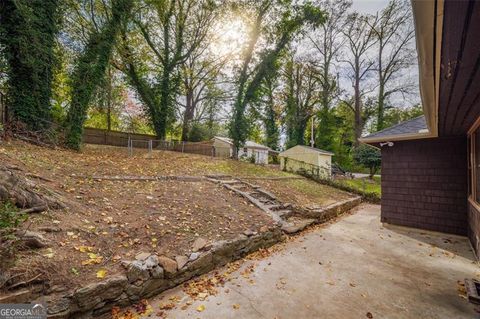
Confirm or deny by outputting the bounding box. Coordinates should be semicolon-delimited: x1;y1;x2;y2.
350;0;421;109
352;0;390;14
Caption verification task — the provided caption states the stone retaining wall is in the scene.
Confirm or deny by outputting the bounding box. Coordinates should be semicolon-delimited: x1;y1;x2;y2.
302;197;362;221
43;228;284;318
26;177;362;318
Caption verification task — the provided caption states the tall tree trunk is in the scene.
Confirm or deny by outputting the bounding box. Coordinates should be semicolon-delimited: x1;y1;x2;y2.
297;118;308;146
156;70;171;139
106;66;112;131
1;0;59;130
353;62;362;147
66;0;133;149
264;88;279;150
376;44;385;132
181;90;194;141
377;82;385;131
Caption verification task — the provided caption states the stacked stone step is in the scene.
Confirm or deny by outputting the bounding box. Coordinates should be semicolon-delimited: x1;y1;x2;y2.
207;176;289;225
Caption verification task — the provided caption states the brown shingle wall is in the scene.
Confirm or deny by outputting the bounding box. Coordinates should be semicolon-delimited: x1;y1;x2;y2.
380;137;467;235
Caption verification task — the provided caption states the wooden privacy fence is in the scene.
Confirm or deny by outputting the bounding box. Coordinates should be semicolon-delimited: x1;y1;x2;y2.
83;127;231;158
83;127;153;147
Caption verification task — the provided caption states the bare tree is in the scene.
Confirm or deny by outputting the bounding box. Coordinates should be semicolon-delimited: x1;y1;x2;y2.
126;0;218;139
370;0;416;131
179;54;226;141
341;12;378;146
283;56;322;148
308;0;351;149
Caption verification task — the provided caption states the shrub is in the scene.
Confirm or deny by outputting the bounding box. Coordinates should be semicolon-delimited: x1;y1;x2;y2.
0;201;27;268
353;144;381;178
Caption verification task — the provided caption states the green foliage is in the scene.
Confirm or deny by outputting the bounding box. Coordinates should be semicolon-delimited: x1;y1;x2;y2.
353;144;381;178
315;108;336;152
50;43;71;124
230;2;326;154
383;104;423;128
123;0;218;140
123;115;155;135
84;109;121;130
338;176;381;196
328;102;355;170
0;0;60;130
258;77;280;150
188;123;219;142
284;58;306;148
298;172;381;203
0;201;28;264
0;201;25;230
264;103;280;150
65;0;133;149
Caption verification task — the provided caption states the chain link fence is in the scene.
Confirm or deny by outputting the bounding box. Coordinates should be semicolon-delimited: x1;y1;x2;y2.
83;127;240;159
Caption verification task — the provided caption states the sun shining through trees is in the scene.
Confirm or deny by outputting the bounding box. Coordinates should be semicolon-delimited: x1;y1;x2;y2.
210;17;249;59
0;0;419;169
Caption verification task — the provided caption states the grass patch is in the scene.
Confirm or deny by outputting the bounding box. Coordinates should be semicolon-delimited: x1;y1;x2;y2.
255;178;354;208
337;176;381;196
295;170;381;203
200;160;293;178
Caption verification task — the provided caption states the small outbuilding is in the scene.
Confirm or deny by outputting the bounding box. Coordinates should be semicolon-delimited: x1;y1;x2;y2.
279;145;334;178
212;136;270;165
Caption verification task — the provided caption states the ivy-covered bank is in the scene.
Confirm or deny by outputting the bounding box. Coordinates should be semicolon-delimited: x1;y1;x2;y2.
0;0;60;130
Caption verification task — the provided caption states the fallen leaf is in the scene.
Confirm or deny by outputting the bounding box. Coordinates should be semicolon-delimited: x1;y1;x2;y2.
196;305;205;312
96;269;107;278
82;254;103;265
43;248;54;258
233;304;240;310
75;246;94;253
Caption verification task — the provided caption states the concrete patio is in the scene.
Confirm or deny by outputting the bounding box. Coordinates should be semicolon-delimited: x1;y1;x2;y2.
144;204;480;318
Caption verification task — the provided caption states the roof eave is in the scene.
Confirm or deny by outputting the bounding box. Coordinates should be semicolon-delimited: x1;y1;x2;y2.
359;131;435;144
410;0;443;138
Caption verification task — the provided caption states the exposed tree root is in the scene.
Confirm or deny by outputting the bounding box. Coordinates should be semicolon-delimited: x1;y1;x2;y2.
0;166;65;209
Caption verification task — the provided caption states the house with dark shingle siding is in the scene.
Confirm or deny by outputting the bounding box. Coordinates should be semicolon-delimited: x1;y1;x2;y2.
360;1;480;256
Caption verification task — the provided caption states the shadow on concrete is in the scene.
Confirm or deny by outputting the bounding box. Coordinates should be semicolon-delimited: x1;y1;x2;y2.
384;223;476;262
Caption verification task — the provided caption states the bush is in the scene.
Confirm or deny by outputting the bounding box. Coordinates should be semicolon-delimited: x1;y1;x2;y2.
188;123;212;142
353;144;381;178
0;201;25;230
0;201;27;267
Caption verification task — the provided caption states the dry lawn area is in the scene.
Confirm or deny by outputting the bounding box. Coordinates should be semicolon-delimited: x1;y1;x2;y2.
0;140;350;293
254;178;352;208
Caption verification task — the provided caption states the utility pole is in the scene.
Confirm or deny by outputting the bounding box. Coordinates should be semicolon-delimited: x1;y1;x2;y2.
310;116;315;148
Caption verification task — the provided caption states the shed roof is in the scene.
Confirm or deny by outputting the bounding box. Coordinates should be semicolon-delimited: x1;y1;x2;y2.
279;145;334;156
213;136;270;150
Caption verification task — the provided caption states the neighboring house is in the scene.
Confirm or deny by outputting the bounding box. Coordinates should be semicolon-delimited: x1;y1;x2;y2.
279;145;333;178
360;1;480;256
212;136;270;165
